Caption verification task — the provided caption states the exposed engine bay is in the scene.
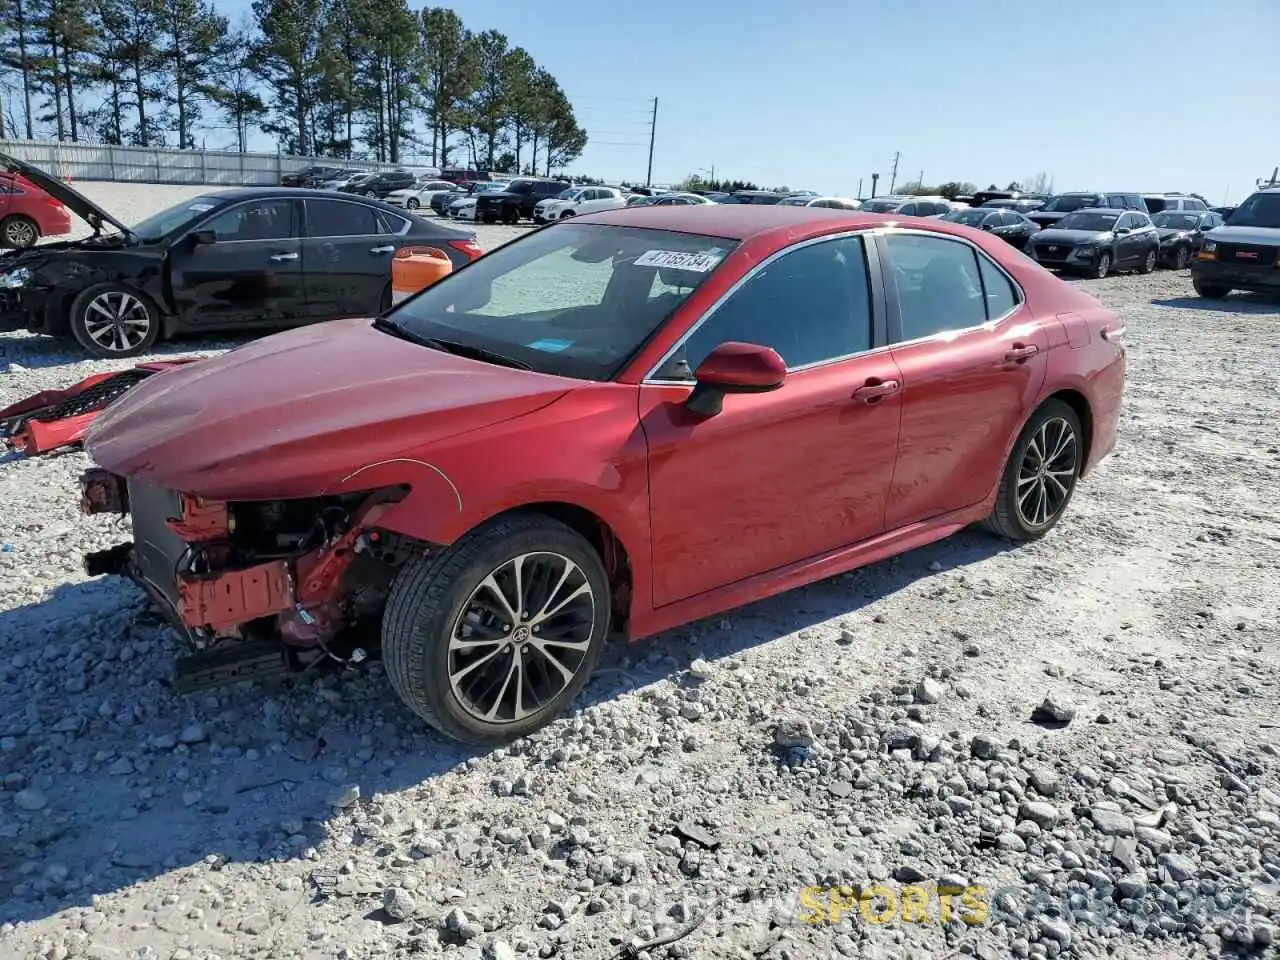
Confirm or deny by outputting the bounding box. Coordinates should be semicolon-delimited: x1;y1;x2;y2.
80;470;430;692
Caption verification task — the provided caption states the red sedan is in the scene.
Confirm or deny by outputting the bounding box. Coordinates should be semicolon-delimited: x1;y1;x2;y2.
76;205;1125;744
0;171;72;247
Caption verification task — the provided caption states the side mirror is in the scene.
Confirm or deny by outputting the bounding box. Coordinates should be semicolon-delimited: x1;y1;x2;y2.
685;341;786;417
1114;227;1130;235
981;222;995;231
189;229;217;246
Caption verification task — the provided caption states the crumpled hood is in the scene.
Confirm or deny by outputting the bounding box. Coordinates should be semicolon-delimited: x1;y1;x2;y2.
84;317;573;500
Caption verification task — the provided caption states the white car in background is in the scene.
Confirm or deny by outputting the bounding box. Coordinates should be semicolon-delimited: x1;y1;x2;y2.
534;186;626;223
781;195;862;209
385;178;460;210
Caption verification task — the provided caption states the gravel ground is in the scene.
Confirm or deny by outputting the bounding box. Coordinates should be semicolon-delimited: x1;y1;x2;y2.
2;188;1280;960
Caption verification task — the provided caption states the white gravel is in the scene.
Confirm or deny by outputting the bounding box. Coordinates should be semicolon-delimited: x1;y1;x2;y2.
2;187;1280;960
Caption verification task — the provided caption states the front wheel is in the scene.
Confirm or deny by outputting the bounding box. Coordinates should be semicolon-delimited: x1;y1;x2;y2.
981;399;1083;542
1139;247;1157;274
68;284;161;358
559;209;575;220
1173;245;1190;270
406;197;420;210
381;513;611;745
1093;253;1112;279
1193;279;1230;299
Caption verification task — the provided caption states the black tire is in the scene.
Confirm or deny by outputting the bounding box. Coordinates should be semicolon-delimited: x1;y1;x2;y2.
1138;246;1157;274
1;214;40;248
406;197;420;210
382;512;611;745
68;283;161;359
1193;279;1230;299
503;207;519;226
1093;252;1112;279
1173;245;1190;270
559;209;575;220
363;189;377;198
980;399;1083;542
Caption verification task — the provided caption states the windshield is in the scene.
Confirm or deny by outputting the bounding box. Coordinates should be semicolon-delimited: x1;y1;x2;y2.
1055;211;1119;232
1226;192;1280;228
943;210;991;226
130;196;222;241
381;222;739;381
980;199;1016;208
1152;213;1199;230
1040;195;1099;213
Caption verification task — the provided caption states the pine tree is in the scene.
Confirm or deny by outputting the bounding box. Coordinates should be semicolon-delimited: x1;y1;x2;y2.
419;6;476;168
0;0;39;137
149;0;230;148
251;0;324;154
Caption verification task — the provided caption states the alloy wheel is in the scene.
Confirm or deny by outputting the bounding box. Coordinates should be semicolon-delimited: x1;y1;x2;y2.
1144;249;1157;273
1094;254;1111;279
1175;247;1190;269
447;552;597;724
1016;417;1078;529
5;219;37;247
406;197;419;209
83;291;153;353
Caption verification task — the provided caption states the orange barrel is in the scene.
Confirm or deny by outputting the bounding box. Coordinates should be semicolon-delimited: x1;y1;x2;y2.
391;246;453;304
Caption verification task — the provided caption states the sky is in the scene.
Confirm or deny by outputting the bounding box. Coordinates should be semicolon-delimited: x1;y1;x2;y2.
209;0;1279;203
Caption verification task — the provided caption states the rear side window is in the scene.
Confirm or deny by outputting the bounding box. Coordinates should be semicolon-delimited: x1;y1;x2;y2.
883;234;1019;342
306;199;381;237
1185;198;1206;210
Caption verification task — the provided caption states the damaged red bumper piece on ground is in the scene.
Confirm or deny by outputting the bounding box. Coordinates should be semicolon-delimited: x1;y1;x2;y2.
0;358;202;455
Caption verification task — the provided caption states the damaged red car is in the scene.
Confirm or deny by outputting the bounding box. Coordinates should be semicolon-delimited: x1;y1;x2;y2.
76;205;1126;744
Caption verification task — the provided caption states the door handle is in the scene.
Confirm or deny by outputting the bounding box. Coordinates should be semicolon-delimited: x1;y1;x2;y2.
369;245;396;254
1004;343;1039;362
852;379;900;404
270;251;299;262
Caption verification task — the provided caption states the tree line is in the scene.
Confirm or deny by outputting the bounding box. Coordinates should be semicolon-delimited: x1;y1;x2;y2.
0;0;588;174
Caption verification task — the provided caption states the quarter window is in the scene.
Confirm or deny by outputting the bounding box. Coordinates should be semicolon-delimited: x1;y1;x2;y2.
659;235;874;377
204;200;297;241
978;255;1019;319
306;199;380;237
883;234;997;342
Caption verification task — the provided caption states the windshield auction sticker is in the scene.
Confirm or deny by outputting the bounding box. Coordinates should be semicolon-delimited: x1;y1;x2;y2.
633;250;723;271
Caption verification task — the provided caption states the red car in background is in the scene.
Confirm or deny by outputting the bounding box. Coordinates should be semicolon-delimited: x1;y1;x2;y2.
74;205;1126;745
0;171;72;247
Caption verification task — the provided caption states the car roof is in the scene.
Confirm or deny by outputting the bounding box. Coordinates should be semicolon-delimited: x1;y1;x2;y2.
576;204;986;242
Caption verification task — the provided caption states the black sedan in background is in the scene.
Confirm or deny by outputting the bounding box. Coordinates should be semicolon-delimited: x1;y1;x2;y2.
281;164;346;188
338;170;417;198
1026;208;1160;279
941;207;1038;250
1153;211;1224;269
0;153;482;358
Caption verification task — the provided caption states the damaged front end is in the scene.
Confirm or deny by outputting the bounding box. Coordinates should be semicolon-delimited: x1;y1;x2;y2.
80;469;426;693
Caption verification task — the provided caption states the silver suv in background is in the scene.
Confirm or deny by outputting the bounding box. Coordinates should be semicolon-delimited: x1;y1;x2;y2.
1142;193;1209;215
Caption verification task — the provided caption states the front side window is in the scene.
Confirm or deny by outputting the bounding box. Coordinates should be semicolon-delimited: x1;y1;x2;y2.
384;222;738;381
656;235;873;379
883;233;989;342
306;199;380;237
204;200;297;241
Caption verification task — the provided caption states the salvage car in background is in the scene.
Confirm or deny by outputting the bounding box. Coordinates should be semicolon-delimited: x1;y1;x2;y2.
1153;210;1223;269
1191;185;1280;299
1027;208;1160;278
0;171;72;248
942;207;1038;250
0;153;482;358
475;177;573;224
72;204;1124;744
533;186;627;223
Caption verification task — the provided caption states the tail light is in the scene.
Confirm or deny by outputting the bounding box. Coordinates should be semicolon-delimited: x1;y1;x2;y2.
447;239;484;261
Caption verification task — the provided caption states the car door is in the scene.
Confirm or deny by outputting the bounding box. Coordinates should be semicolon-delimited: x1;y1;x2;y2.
1116;213;1145;265
876;230;1051;528
168;197;305;328
301;197;399;319
639;233;903;607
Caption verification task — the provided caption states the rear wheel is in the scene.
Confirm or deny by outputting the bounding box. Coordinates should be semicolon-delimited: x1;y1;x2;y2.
1;215;40;249
1193;279;1231;299
981;399;1083;542
68;284;161;359
381;513;611;745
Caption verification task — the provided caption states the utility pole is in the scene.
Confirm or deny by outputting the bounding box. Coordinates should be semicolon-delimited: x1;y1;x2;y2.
870;172;880;197
888;151;900;194
645;97;658;187
857;177;863;199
